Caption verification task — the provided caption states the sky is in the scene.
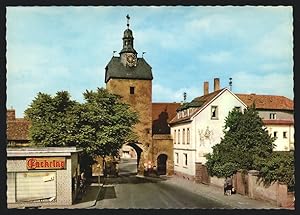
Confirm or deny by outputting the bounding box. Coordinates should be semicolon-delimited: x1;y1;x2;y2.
6;6;293;117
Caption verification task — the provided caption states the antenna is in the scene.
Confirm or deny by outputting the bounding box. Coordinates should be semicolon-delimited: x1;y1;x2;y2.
229;77;232;91
113;51;116;56
183;92;187;102
142;52;146;58
126;14;130;29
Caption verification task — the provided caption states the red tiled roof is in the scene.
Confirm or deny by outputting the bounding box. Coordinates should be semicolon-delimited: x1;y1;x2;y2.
152;103;181;134
169;89;224;124
7;119;31;141
263;119;294;125
236;94;293;110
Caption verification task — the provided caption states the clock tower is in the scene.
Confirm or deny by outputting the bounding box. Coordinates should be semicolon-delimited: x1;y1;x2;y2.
105;15;153;175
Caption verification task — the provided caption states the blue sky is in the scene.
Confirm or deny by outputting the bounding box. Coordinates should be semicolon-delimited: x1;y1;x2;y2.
6;6;293;117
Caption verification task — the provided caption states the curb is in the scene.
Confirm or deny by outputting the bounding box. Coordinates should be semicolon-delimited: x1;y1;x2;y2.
90;178;106;208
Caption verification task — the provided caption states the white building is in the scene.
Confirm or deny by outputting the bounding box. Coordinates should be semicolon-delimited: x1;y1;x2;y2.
236;94;294;151
169;78;247;180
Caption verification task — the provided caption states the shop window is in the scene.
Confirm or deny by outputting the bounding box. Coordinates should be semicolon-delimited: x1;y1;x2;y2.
15;172;57;203
7;172;16;203
211;106;218;119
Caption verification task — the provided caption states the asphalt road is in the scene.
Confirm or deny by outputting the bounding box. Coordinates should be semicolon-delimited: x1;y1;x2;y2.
93;158;231;209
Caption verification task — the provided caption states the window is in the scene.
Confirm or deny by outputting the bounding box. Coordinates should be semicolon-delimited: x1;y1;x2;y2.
211;106;218;119
130;86;135;95
187;128;190;144
283;131;287;138
178;130;181;144
175;153;179;165
174;130;177;144
7;172;57;203
269;113;276;119
234;106;241;112
273;131;277;138
183;153;188;166
182;129;185;144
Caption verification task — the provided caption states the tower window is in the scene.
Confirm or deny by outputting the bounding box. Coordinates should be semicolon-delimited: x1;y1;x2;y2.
130;87;135;95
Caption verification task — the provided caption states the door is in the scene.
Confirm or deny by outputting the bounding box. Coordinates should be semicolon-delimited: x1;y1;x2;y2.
157;154;167;175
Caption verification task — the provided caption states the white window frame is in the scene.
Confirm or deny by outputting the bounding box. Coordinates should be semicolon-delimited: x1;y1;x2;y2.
175;152;179;165
183;153;188;167
211;106;218;119
283;131;287;139
173;130;177;144
187;128;190;144
269;113;277;119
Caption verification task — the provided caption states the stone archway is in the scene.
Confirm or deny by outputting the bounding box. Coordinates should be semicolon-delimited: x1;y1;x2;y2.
125;142;144;174
157;154;168;175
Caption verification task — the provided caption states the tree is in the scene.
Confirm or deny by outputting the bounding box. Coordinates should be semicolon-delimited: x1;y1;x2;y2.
25;88;139;173
254;151;294;191
24;91;79;147
205;106;275;178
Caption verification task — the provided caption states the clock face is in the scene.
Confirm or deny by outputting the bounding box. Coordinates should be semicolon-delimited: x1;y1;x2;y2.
126;53;137;67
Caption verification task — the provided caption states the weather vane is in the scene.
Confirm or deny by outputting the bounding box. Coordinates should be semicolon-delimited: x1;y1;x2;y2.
126;14;130;28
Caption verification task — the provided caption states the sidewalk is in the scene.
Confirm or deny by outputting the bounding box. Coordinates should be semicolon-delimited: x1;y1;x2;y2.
162;176;283;209
41;179;104;209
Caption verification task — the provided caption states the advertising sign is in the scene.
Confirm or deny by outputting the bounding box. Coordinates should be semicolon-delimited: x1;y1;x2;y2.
26;157;66;170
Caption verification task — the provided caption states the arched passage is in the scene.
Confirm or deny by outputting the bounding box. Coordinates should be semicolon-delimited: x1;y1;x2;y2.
126;142;143;169
157;154;168;175
118;142;143;176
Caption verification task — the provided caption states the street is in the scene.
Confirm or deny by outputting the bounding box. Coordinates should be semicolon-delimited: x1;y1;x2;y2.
93;158;231;209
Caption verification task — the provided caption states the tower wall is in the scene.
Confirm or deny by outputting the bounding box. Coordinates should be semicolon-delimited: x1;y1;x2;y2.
106;78;152;174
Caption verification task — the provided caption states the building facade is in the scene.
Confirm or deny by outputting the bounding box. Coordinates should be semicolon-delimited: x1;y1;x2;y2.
169;79;247;180
236;94;294;151
7;147;82;208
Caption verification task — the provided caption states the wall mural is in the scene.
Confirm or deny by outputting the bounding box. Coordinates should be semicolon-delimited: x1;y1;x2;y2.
198;126;214;146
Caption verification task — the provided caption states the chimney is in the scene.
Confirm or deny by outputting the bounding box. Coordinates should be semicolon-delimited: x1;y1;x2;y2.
7;109;16;121
214;78;220;91
204;81;209;95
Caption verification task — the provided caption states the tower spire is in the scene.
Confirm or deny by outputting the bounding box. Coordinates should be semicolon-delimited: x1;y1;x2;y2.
120;14;137;55
126;14;130;29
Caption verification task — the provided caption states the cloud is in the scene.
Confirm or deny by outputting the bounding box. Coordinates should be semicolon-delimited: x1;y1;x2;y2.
153;84;202;102
198;51;233;64
251;22;293;60
232;71;293;99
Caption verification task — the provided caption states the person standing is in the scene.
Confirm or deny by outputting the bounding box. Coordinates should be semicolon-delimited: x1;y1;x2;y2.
224;176;233;195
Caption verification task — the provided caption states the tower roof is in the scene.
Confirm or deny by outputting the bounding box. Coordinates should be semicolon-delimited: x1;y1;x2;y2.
105;57;153;83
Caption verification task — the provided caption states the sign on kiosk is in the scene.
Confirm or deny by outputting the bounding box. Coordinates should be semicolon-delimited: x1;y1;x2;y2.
26;157;66;170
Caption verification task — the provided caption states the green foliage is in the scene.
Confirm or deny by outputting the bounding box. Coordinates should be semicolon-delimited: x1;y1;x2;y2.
254;151;295;191
25;88;139;170
205;106;275;177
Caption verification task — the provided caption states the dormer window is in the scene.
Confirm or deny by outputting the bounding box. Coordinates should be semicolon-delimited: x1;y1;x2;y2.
270;113;276;119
